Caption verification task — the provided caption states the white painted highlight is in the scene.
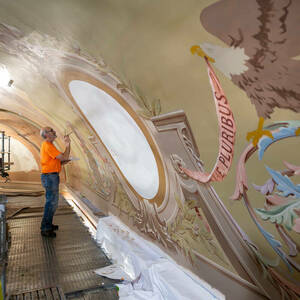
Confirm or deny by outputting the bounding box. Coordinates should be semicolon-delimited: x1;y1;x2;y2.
200;43;249;78
9;138;38;172
69;80;159;199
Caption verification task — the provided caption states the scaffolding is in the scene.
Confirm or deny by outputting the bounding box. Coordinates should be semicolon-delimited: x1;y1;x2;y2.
0;132;11;182
0;195;7;300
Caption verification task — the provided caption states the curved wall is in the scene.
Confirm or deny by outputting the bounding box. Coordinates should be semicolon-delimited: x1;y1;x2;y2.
9;137;39;172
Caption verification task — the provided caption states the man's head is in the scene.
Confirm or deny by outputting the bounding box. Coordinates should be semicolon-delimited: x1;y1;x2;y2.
40;127;57;142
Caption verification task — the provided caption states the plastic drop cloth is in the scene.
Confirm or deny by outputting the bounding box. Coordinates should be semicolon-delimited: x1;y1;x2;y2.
95;216;225;300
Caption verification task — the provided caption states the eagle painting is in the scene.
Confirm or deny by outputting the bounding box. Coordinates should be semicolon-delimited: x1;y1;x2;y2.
191;0;300;146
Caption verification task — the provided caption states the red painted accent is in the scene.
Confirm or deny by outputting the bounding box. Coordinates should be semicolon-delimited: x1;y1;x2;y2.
194;207;211;233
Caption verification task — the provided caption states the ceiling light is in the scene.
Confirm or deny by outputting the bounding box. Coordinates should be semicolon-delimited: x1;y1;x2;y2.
0;65;12;87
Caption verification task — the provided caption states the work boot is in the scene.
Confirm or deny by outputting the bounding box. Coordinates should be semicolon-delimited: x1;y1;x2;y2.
41;230;56;238
52;224;59;231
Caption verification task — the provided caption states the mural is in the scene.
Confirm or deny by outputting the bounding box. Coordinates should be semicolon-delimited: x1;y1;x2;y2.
232;121;300;298
112;172;137;219
196;0;300;297
0;19;285;299
199;0;300;145
0;1;299;298
66;122;113;199
117;82;162;120
167;193;231;269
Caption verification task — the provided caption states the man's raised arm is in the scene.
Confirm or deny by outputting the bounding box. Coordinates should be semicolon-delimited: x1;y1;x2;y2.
56;135;71;162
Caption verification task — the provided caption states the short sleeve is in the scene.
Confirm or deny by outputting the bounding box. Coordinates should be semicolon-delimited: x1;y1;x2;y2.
45;143;61;159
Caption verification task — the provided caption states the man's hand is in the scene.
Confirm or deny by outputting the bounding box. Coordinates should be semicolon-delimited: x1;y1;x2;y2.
56;135;71;162
61;159;71;165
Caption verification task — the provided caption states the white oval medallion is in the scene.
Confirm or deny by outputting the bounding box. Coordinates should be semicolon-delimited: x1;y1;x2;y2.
69;80;159;199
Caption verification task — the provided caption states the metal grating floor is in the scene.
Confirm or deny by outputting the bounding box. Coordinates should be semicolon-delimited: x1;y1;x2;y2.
9;287;66;299
5;194;118;299
66;287;118;299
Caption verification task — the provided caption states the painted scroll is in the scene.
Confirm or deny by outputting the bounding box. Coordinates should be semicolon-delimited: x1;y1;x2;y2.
182;58;236;183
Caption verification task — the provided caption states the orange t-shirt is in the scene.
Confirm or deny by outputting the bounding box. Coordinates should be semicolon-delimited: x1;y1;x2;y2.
40;141;62;173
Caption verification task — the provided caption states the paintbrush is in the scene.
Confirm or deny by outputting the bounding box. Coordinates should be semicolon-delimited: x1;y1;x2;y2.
64;130;73;137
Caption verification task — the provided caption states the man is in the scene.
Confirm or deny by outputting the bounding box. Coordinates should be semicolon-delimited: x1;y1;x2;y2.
40;126;71;237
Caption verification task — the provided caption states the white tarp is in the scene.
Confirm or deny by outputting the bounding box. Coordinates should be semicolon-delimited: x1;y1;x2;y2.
95;216;225;300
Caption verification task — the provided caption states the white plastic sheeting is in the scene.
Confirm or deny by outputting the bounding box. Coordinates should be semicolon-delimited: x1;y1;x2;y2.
95;216;225;300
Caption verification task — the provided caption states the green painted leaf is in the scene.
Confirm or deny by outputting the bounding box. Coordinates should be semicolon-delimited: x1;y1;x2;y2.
151;99;161;116
140;95;151;111
255;200;300;230
175;194;183;210
137;110;152;119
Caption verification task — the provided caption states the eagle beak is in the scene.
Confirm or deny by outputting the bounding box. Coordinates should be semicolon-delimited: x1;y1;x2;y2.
190;45;215;63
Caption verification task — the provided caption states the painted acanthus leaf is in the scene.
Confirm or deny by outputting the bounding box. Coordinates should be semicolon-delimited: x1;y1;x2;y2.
293;218;300;233
266;166;300;198
247;242;279;270
255;200;300;231
151;98;161;116
252;178;275;195
284;161;300;175
258;126;299;161
266;195;289;206
231;144;255;200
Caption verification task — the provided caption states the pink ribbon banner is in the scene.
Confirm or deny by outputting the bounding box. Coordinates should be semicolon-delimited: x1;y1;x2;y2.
182;58;236;183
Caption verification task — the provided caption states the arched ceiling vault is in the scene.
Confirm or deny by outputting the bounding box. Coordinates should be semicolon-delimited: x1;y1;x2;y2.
0;110;40;158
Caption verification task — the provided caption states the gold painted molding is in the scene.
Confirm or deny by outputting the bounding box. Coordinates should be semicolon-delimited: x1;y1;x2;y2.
58;68;166;207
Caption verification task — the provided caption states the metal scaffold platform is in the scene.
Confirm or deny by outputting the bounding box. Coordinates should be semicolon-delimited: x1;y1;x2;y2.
0;183;119;299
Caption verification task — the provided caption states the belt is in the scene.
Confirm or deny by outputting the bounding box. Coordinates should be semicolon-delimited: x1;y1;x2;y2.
42;172;59;175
